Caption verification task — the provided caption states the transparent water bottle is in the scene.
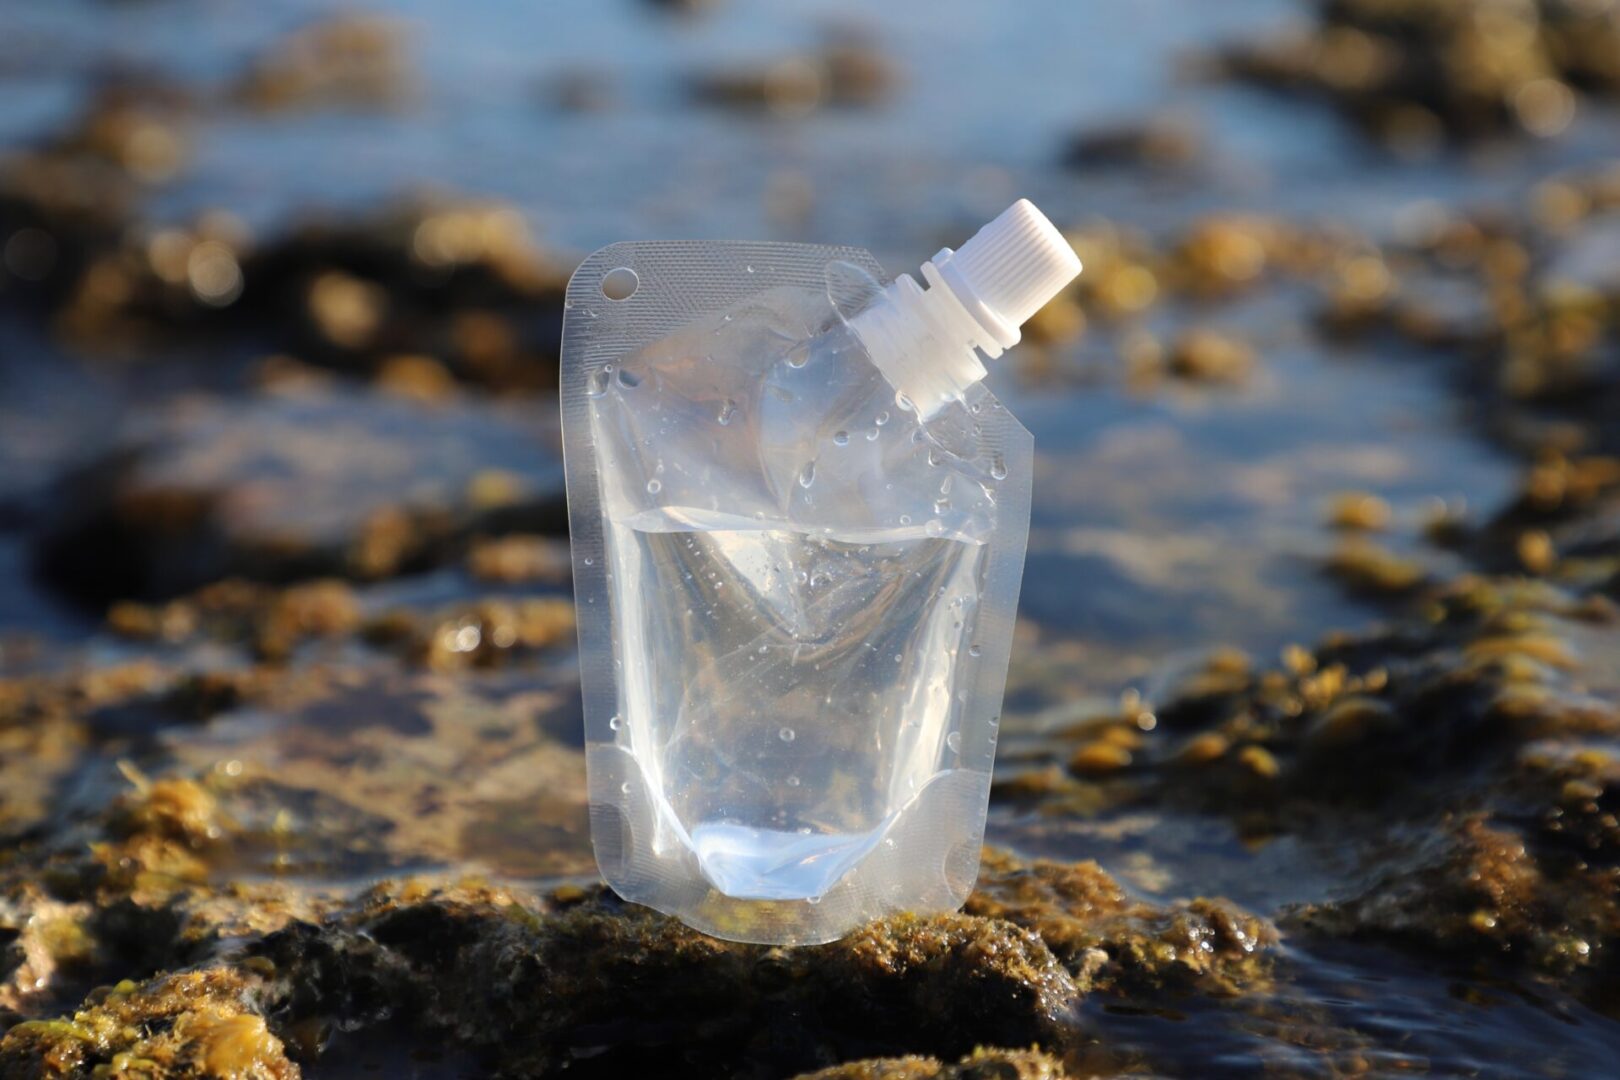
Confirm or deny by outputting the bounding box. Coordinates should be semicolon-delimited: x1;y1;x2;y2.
561;201;1080;943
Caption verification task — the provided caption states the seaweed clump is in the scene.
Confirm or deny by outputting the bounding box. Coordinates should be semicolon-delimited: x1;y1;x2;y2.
793;1048;1073;1080
967;850;1276;999
0;970;294;1080
1217;0;1620;145
1;878;1085;1078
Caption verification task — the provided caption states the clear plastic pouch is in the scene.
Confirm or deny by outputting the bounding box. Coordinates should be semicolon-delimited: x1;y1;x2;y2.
561;204;1075;944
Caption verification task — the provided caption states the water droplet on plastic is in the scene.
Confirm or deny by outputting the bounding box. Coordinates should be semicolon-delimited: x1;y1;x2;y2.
832;430;849;446
717;399;737;425
779;727;796;743
898;514;911;525
608;715;623;731
805;893;822;904
925;520;945;537
586;370;610;396
617;368;641;388
895;393;914;412
786;775;800;787
620;781;633;794
933;498;950;515
798;461;816;488
866;427;880;441
990;455;1008;480
786;341;810;368
875;410;889;426
946;732;962;754
746;264;755;273
583;556;594;566
968;643;983;657
646;479;662;495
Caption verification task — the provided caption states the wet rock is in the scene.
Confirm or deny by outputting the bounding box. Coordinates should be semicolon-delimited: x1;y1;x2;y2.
1322;538;1429;596
1325;491;1393;532
1166;216;1292;298
48;211;253;350
1215;0;1619;144
1289;811;1620;1002
540;68;618;114
35;388;567;602
0;662;170;842
691;30;898;117
0;152;134;309
642;0;726;13
1148;574;1620;817
966;850;1276;998
1067;739;1134;777
465;534;572;585
231;15;414;113
1062;114;1200;173
791;1048;1073;1080
3;882;1082;1078
0;967;296;1080
1164;329;1256;385
363;596;575;672
1065;224;1160;320
246;198;567;390
16;190;566;391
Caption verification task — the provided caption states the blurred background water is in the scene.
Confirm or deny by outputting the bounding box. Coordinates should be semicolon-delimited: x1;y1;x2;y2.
4;1;1620;1076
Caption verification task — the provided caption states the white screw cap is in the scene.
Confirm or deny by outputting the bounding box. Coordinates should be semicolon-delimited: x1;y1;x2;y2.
930;198;1082;352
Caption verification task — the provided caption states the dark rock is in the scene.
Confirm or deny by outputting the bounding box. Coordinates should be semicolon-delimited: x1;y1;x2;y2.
1063;115;1200;173
34;388;567;602
1215;0;1619;144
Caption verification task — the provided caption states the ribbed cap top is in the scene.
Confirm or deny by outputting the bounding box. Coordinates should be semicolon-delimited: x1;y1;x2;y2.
947;199;1081;330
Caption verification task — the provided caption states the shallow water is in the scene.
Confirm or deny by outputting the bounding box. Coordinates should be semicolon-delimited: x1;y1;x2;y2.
3;0;1620;1075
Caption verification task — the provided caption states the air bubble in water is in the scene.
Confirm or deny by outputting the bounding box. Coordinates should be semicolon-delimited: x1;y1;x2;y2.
832;430;849;446
647;479;662;495
990;454;1008;480
798;461;816;488
786;341;810;368
875;410;890;426
609;715;623;731
779;727;796;742
946;731;962;754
